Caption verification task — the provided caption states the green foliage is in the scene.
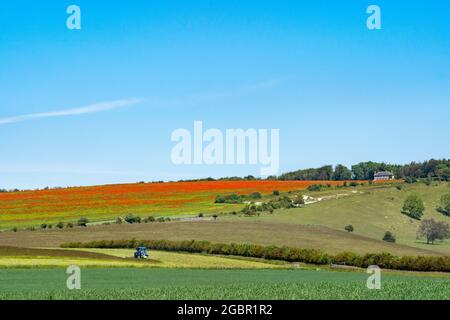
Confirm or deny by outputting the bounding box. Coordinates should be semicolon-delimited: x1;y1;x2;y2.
382;231;396;243
66;222;74;228
293;194;305;206
215;193;242;204
437;194;450;216
248;192;262;200
278;165;333;181
272;190;280;196
40;223;47;229
344;225;354;233
402;194;425;220
417;219;450;244
56;222;64;229
116;217;124;224
125;214;141;224
77;217;89;227
332;164;352;180
307;184;330;192
405;176;417;184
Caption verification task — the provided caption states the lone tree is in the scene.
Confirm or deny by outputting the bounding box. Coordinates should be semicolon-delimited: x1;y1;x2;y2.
344;225;354;233
417;219;449;244
402;194;425;220
437;193;450;216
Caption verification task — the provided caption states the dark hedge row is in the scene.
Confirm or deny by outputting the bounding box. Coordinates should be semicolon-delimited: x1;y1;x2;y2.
61;239;450;272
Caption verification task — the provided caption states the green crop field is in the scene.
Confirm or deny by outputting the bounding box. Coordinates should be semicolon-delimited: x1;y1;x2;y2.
0;247;288;269
0;268;448;300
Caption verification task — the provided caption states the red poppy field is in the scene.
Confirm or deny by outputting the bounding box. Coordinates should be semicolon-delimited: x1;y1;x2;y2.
0;180;354;228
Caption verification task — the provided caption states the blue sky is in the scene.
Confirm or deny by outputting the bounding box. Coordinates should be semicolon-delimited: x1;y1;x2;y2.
0;0;449;189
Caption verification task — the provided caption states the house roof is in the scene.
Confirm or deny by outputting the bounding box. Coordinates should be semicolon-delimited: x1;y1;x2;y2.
374;171;394;176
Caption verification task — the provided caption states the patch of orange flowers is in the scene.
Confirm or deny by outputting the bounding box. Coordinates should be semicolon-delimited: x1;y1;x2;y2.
0;180;388;220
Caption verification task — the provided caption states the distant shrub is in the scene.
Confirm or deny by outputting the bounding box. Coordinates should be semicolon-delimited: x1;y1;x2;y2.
395;184;403;191
402;194;425;220
56;222;65;229
12;227;17;232
247;192;262;200
344;225;354;233
198;213;204;218
144;216;155;223
156;217;166;222
66;222;74;228
307;184;324;192
293;195;305;206
47;224;53;229
40;223;47;229
164;217;171;222
212;214;218;220
382;231;396;243
77;217;89;227
405;176;417;184
215;193;242;204
125;214;140;224
272;190;280;196
116;217;125;224
349;182;358;187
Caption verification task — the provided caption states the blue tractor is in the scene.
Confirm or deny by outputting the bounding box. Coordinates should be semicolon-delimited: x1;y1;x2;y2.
134;246;149;259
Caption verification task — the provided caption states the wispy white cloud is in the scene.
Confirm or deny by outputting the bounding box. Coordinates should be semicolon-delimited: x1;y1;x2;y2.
0;78;283;125
0;98;143;125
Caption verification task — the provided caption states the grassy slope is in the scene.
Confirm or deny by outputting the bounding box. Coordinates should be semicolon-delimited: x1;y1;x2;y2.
223;183;450;255
0;220;440;256
0;268;448;300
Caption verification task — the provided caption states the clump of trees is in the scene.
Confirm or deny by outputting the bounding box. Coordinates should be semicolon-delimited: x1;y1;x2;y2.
125;214;141;224
417;219;450;244
77;217;89;227
307;184;331;192
277;158;450;181
215;192;262;204
402;194;425;220
437;194;450;217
